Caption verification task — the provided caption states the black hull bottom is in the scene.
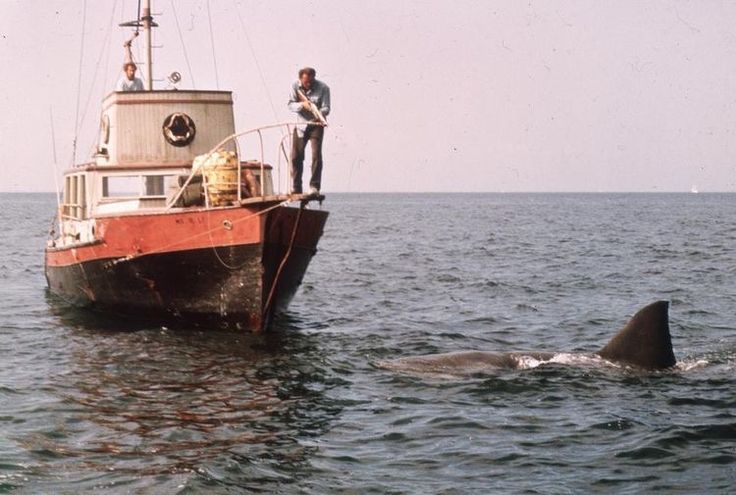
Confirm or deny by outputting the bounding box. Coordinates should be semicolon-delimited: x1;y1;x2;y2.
45;242;317;331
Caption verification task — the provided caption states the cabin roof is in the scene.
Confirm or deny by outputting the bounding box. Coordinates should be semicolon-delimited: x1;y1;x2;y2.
102;89;233;111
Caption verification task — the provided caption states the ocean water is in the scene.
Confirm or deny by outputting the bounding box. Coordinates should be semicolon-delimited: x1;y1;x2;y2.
0;192;734;494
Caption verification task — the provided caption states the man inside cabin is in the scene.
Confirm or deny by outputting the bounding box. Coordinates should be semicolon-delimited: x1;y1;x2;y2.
288;67;330;195
116;39;144;92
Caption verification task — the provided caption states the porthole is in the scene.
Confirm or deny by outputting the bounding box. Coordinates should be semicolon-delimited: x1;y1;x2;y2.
162;113;196;147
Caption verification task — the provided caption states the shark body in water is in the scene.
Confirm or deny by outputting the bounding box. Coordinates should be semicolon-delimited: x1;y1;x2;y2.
378;301;677;374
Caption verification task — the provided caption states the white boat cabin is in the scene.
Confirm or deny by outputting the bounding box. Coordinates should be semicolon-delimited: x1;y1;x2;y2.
58;89;275;244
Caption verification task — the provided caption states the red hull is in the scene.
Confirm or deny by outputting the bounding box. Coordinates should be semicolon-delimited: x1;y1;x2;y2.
45;202;328;330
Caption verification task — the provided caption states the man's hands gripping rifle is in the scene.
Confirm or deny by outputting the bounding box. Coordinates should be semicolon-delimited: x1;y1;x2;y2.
296;89;328;127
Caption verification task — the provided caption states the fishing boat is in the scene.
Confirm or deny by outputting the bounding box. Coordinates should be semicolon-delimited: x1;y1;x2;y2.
44;1;329;331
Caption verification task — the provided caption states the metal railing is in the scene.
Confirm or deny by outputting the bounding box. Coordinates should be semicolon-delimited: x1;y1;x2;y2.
165;121;320;211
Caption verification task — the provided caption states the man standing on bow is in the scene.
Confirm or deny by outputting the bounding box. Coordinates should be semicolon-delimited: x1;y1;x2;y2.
288;67;330;195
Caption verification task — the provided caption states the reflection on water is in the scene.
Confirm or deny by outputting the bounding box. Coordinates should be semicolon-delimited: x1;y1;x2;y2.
18;301;342;491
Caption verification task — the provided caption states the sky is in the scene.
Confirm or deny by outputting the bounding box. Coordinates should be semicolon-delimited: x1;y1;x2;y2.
1;0;736;193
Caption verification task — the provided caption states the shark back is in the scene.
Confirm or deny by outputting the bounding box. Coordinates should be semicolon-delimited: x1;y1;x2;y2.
598;300;676;369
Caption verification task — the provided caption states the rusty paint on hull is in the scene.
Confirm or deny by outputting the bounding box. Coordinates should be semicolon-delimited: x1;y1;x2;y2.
45;205;329;331
45;205;268;268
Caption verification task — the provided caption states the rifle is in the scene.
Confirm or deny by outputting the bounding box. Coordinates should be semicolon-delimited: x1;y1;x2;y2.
296;89;328;127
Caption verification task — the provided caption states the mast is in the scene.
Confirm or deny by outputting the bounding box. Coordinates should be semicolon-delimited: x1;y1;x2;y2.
143;0;153;91
119;0;157;90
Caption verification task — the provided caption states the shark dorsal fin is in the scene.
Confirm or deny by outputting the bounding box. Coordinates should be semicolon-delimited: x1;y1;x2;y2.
598;301;676;369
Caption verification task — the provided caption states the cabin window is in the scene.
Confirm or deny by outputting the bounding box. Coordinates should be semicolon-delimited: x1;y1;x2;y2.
102;174;177;199
62;174;87;219
145;176;164;196
64;176;71;208
103;176;141;198
63;176;71;217
77;175;86;219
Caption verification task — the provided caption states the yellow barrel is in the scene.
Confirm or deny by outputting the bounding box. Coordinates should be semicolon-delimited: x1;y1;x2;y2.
193;150;239;206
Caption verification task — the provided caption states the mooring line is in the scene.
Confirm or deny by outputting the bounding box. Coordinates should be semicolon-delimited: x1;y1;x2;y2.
261;206;304;322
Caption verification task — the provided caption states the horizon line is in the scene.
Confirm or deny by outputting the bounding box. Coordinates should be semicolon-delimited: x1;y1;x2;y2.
1;190;734;195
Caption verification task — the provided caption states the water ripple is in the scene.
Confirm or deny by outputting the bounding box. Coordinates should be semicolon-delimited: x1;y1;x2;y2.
1;193;735;493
